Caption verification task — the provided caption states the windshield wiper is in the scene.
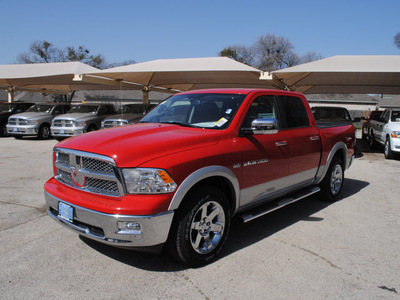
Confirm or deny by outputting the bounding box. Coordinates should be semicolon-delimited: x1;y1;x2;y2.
160;121;195;128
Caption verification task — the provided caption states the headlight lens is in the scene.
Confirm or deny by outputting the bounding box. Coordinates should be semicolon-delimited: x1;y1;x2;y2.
391;131;400;138
28;120;38;125
122;168;177;194
74;121;86;127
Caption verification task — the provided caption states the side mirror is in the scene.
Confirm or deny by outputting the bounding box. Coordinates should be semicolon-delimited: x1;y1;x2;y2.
251;118;278;135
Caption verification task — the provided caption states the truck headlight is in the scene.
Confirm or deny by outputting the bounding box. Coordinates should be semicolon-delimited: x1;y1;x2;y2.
28;120;38;125
122;168;177;194
75;121;86;127
391;131;400;138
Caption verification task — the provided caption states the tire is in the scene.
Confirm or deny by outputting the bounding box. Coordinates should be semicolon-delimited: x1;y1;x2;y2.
384;138;394;159
319;156;344;202
1;124;8;137
14;136;23;140
37;124;50;140
167;186;231;266
87;125;96;132
369;132;376;149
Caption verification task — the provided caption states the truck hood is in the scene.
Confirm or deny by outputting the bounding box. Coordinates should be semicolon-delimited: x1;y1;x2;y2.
54;113;96;121
56;123;222;167
9;112;50;119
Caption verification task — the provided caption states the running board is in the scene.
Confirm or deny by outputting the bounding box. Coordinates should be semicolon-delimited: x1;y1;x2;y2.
240;186;321;223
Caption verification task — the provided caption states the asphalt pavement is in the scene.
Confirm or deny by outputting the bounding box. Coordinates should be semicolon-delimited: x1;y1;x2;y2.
0;135;399;299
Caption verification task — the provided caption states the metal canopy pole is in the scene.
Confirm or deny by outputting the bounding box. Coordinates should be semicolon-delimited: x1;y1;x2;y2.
7;87;15;103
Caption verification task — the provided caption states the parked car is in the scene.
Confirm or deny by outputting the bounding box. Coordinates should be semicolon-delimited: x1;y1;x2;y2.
51;104;115;140
45;89;356;265
311;106;360;127
369;108;400;159
0;102;34;136
361;110;382;140
7;103;71;139
101;103;156;129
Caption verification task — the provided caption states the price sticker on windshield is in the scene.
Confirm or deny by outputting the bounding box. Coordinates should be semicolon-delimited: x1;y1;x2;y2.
215;118;228;127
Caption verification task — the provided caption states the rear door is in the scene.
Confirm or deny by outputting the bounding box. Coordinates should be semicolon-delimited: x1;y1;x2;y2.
276;95;322;188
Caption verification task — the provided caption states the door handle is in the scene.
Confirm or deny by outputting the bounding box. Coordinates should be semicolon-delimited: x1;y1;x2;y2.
275;141;288;147
310;136;320;141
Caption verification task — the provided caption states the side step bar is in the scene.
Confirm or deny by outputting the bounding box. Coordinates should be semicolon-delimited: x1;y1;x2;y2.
240;186;321;223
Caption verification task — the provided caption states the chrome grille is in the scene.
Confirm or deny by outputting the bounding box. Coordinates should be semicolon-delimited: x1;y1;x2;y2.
86;178;119;196
103;120;128;128
8;118;28;125
54;148;124;197
82;157;114;174
53;119;74;127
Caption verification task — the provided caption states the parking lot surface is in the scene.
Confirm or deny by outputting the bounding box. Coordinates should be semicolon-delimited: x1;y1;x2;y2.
0;136;399;299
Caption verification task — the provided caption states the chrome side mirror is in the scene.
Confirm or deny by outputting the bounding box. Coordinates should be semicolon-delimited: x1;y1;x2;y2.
251;118;278;134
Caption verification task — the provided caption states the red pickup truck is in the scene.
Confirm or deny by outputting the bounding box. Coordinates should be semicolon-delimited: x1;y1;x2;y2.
44;89;356;265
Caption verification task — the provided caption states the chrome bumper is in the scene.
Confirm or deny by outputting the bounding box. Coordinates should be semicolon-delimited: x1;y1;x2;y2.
45;191;174;247
50;126;86;137
6;124;39;136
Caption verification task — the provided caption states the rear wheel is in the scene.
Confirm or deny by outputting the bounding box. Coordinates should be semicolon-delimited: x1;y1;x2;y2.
167;186;231;266
319;156;344;202
384;138;394;159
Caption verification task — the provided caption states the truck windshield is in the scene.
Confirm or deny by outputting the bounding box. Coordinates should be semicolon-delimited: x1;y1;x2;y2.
139;93;246;129
26;104;54;113
67;105;98;114
391;111;400;122
0;103;17;113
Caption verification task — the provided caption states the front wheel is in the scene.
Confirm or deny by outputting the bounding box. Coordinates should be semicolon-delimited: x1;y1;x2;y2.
167;186;231;266
37;124;50;140
319;156;344;202
384;138;394;159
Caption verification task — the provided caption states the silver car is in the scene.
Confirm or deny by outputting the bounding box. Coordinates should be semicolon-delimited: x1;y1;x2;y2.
7;103;71;140
51;104;115;140
101;104;156;129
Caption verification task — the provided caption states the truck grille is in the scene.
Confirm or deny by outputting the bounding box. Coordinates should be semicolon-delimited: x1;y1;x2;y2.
103;120;128;128
54;148;124;197
8;118;28;125
53;119;74;127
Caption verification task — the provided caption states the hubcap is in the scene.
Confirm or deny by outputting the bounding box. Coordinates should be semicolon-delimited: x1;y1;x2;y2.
190;201;225;254
385;141;389;156
330;164;343;195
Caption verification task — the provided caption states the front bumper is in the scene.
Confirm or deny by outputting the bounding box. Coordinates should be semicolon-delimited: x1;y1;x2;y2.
45;191;174;248
390;137;400;153
50;126;86;137
6;124;39;136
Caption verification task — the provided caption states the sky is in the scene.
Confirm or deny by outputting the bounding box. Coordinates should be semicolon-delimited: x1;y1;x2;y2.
0;0;399;66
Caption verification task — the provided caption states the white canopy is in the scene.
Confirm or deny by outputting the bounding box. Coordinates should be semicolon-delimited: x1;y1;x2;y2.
78;57;281;91
272;55;400;94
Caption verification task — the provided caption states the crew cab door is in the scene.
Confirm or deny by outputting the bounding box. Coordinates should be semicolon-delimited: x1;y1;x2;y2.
237;94;321;208
237;94;290;207
276;95;321;188
376;110;389;143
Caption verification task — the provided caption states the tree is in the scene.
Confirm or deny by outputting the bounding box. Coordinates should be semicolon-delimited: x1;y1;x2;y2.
219;34;323;72
394;32;400;49
16;40;107;69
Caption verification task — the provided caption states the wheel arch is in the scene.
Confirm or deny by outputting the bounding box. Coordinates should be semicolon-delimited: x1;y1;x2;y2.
315;142;348;185
168;166;240;215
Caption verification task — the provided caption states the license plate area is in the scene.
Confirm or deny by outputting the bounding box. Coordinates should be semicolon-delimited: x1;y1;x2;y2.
60;129;65;134
58;202;74;223
13;128;18;132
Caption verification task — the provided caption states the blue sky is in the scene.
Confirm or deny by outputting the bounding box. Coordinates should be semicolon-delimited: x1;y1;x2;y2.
0;0;399;66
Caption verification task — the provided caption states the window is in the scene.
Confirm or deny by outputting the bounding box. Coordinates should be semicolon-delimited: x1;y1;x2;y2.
241;95;277;129
278;96;309;129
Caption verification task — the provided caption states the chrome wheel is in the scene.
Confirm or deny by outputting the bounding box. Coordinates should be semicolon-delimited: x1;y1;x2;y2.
190;201;225;254
330;164;343;195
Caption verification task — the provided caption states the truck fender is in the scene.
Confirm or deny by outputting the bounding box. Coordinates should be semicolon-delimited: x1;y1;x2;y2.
168;165;240;213
315;142;349;185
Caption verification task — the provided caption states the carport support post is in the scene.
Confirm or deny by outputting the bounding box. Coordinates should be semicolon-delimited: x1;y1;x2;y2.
7;87;15;103
142;86;150;104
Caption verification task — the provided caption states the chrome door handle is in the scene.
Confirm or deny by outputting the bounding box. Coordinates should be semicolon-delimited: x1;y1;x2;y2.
310;136;320;141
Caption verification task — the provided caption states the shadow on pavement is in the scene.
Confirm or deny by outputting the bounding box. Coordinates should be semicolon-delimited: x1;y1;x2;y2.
81;176;369;272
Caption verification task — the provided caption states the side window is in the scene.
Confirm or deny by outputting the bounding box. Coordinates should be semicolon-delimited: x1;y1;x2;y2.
105;106;114;114
241;95;277;129
278;96;310;129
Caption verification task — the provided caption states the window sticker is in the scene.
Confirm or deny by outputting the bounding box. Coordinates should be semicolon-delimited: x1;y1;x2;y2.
225;109;232;114
215;118;228;127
